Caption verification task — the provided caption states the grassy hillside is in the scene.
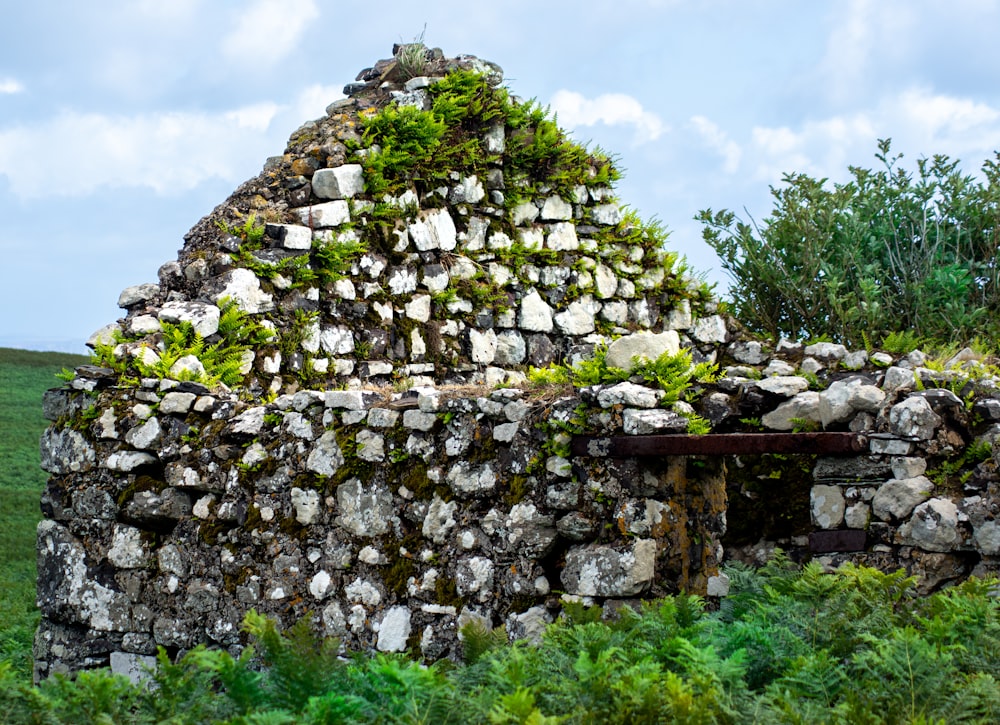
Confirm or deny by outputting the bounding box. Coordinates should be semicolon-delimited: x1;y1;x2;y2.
0;348;88;680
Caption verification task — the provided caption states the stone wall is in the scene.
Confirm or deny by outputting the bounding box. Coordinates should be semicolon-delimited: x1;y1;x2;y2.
35;44;1000;680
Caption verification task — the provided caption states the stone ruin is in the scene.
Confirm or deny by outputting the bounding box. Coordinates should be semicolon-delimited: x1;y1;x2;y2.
35;44;1000;681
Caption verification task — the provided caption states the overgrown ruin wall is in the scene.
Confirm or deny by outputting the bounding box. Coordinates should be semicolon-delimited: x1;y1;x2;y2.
35;45;1000;681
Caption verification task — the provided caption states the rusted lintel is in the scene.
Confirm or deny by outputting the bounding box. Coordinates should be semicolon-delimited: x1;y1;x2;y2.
571;432;867;458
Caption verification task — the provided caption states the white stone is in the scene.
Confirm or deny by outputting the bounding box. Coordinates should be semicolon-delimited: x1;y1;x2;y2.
423;496;458;544
469;328;498;364
804;342;848;361
290;487;321;525
623;408;688;434
447;462;497;496
597;382;665;409
309;570;333;600
519;290;553;332
388;267;418;295
312;164;364;199
409;208;457;251
158;301;220;338
319;326;355;355
376;606;413;652
297;200;350;227
104;451;156;472
267;223;312;250
883;366;917;393
756;376;809;397
511;201;539;225
540;195;573;220
546;221;578;251
554;296;598;335
604;330;680;371
591;203;623;225
405;294;432;322
124;417;162;450
449;175;485;204
690;315;728;344
159;392;196;415
561;539;656;596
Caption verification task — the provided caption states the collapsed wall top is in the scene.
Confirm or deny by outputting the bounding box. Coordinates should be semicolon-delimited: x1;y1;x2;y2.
88;43;714;399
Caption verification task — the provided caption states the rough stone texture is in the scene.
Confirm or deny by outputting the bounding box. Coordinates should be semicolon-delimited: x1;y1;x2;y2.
38;42;1000;681
604;330;680;371
872;477;933;521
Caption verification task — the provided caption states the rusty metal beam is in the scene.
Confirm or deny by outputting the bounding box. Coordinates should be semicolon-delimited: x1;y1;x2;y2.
571;432;867;458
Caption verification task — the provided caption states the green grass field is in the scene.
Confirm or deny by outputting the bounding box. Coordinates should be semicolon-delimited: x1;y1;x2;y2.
0;348;88;681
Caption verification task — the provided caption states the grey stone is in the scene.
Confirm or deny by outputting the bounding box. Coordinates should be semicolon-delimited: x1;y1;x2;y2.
561;539;657;596
124;417;162;450
889;396;942;440
804;342;848;361
623;408;689;435
883;366;917;393
505;502;557;558
901;498;962;552
87;323;122;349
596;382;664;409
160;392;196;415
690;315;728;344
40;428;95;474
335;479;393;536
761;391;821;431
973;521;1000;555
110;652;157;685
872;477;933;521
494;331;526;365
229;406;266;436
306;431;345;476
118;283;160;309
811;485;846;529
731;340;767;365
447;462;497;497
449;175;485;204
312;164;364;199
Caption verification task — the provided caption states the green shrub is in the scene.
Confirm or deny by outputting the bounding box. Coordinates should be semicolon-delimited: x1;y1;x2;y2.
699;139;1000;346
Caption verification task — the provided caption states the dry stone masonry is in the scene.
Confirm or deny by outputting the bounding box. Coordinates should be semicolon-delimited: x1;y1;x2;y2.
36;44;1000;681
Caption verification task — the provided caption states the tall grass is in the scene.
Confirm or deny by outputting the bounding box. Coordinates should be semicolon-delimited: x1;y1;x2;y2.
0;348;88;680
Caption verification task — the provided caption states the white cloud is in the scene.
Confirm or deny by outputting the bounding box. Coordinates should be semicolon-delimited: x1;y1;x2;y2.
0;104;284;198
747;87;1000;185
819;0;917;102
294;84;346;123
0;79;24;94
549;89;666;144
222;0;320;67
690;115;742;173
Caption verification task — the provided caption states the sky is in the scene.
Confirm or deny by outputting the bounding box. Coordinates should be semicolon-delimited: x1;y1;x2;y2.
3;0;1000;353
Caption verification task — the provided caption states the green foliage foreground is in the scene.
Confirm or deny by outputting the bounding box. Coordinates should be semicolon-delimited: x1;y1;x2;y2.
4;559;1000;724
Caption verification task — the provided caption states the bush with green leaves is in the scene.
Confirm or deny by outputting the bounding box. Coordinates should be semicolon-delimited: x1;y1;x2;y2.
699;139;1000;347
4;560;999;723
